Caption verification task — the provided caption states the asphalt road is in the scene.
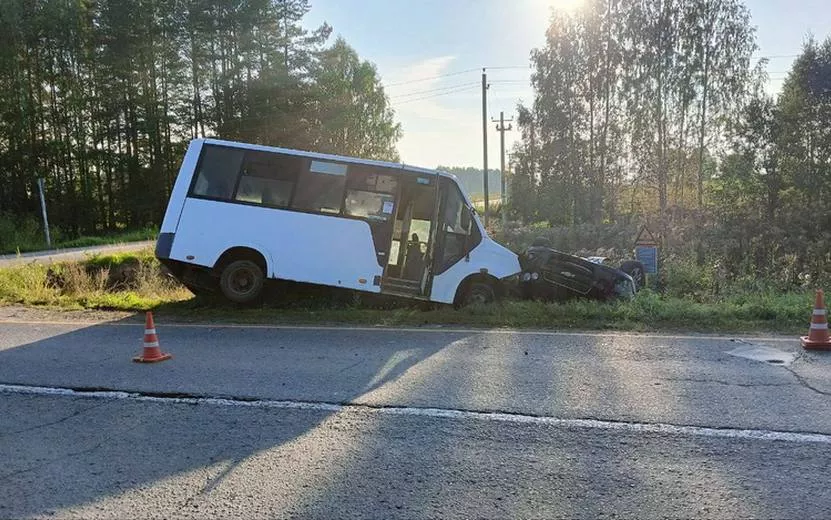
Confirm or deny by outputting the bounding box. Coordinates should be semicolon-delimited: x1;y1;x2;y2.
0;240;155;267
1;318;830;519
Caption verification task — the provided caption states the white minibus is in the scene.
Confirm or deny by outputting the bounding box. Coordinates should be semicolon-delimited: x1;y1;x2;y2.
155;138;520;306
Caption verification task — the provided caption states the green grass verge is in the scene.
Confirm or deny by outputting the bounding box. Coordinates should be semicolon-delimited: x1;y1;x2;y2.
1;227;156;255
140;290;809;335
0;248;191;310
0;249;816;334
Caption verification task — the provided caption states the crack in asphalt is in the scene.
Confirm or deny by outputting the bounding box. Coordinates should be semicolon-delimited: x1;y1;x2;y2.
0;442;104;483
336;358;366;374
783;366;831;396
0;399;111;439
727;340;831;396
178;453;244;513
658;377;794;388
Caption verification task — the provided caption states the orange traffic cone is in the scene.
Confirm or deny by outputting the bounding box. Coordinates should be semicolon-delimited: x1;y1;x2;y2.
133;311;172;363
801;289;831;350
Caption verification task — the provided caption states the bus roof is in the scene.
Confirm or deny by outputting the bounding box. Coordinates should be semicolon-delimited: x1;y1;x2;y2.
200;138;459;182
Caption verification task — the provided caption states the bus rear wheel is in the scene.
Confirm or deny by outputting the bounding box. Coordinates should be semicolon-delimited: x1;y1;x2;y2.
219;260;265;305
461;281;496;307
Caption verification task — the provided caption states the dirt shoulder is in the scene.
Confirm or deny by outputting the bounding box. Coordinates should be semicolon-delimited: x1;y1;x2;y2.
0;305;140;324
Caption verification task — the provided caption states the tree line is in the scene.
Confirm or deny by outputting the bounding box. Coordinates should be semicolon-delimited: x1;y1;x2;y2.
509;0;831;284
0;0;400;241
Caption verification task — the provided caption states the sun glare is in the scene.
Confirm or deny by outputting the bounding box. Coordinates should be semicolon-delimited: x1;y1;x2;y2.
545;0;586;14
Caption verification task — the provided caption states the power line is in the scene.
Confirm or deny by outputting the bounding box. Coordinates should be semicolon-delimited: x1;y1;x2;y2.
486;66;531;70
389;81;480;100
383;68;480;88
391;85;480;105
384;56;792;89
383;65;528;88
753;54;799;59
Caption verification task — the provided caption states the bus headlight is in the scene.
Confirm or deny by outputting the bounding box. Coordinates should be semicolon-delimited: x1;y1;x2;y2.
531;272;539;280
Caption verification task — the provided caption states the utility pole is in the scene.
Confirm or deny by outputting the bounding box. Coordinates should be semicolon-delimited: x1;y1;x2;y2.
481;69;489;228
492;111;513;231
37;178;51;249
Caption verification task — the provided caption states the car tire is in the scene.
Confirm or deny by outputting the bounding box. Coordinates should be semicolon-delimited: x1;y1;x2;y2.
461;281;496;307
219;259;265;305
619;260;645;291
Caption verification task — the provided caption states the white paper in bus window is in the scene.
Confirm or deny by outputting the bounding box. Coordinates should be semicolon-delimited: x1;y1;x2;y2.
382;201;394;214
310;160;347;176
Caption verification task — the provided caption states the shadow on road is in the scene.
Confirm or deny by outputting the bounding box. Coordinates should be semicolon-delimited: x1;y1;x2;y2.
2;318;830;517
0;316;469;517
293;334;831;518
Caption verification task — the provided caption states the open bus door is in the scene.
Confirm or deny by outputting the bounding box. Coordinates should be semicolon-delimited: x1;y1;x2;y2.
380;173;438;298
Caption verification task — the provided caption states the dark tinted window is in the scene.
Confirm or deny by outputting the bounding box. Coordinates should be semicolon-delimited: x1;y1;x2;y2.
291;160;348;214
190;145;244;200
235;150;301;207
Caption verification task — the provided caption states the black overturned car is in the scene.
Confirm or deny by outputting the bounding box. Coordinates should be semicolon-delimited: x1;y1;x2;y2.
517;238;643;302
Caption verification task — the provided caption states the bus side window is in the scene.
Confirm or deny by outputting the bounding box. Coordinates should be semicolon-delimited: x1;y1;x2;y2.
235;150;299;207
190;145;244;200
291;160;347;214
343;166;398;222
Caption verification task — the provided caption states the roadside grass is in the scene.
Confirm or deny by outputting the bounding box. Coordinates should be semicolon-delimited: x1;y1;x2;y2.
0;227;156;255
0;248;191;310
0;250;815;334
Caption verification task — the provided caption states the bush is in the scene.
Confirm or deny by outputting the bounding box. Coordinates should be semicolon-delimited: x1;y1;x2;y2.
0;213;46;253
662;256;715;299
0;214;156;255
501;221;640;259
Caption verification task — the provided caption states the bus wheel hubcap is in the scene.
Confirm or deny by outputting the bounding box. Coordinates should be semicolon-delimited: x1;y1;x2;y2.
233;270;253;293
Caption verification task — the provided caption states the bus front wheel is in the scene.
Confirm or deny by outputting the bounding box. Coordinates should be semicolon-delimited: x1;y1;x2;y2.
219;260;265;305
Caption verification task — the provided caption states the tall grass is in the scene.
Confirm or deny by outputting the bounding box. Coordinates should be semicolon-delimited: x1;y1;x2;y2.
0;248;190;310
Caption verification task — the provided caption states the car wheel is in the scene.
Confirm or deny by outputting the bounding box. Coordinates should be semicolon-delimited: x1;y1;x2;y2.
461;281;496;307
620;260;645;291
219;260;265;304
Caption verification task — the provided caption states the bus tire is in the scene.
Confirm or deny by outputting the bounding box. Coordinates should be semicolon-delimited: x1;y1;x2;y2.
219;260;265;305
460;281;496;307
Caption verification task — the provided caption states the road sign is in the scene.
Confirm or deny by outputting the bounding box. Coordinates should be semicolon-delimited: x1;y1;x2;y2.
634;225;658;247
634;225;658;274
636;245;658;274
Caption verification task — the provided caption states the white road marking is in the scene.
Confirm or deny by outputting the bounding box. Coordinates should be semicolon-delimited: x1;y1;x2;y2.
0;319;796;342
2;383;828;445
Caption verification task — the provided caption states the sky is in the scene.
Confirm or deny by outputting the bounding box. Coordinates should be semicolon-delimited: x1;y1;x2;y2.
303;0;831;170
